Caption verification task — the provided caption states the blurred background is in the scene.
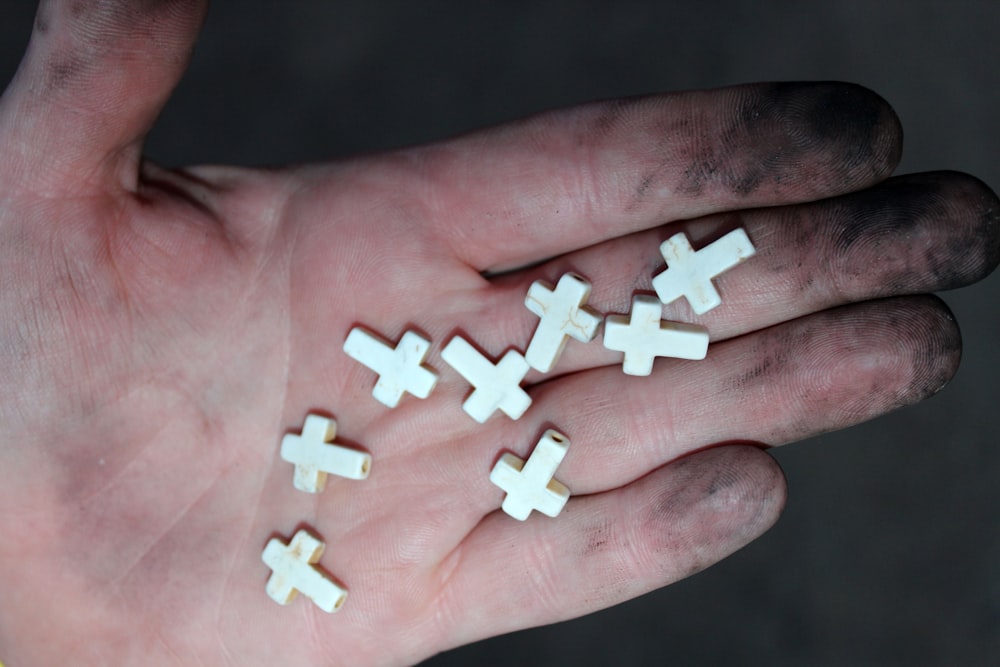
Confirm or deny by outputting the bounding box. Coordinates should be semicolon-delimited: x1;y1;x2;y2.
2;1;997;664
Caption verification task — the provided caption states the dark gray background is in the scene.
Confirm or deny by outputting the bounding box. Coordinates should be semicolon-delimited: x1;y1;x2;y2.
2;2;997;665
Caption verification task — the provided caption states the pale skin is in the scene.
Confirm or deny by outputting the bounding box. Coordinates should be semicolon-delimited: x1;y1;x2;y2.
0;2;997;666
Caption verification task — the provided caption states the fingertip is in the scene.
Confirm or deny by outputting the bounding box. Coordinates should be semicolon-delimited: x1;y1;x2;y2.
803;81;903;181
945;171;1000;285
733;81;903;194
643;445;786;574
441;444;788;644
898;294;964;401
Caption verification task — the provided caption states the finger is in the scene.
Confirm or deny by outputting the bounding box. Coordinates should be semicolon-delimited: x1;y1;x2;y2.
514;294;961;496
0;0;208;190
367;294;956;564
476;171;999;377
438;445;785;646
417;82;902;272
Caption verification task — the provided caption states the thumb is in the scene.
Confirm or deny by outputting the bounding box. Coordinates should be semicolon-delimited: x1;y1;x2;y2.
0;0;208;192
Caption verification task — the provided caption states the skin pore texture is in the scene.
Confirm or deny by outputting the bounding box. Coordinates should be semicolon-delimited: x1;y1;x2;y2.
0;1;997;665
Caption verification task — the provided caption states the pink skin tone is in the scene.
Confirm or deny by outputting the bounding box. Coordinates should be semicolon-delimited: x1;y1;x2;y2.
0;2;997;665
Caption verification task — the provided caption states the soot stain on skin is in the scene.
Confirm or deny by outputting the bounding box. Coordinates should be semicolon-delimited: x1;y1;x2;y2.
582;520;615;556
678;158;718;198
778;297;962;439
832;177;948;253
35;0;207;96
829;173;1000;292
728;327;795;393
629;115;696;208
589;96;638;142
781;82;889;169
44;53;89;91
704;465;745;497
653;449;751;514
34;3;52;34
731;356;776;392
937;175;1000;287
837;299;962;420
732;162;765;197
904;298;963;402
677;83;895;201
642;448;771;565
646;468;698;536
964;179;1000;282
633;168;660;203
920;236;975;293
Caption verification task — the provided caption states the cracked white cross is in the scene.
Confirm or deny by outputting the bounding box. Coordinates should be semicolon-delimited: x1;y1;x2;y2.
343;327;438;407
490;429;571;520
281;414;371;493
603;295;709;376
524;273;602;372
651;229;756;314
441;336;531;423
262;528;347;613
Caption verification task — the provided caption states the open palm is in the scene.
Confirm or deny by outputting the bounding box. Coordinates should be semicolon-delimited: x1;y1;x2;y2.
0;2;997;666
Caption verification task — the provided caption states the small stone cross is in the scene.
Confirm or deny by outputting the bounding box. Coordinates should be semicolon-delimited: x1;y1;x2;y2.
524;273;602;372
262;528;347;613
603;295;709;376
281;414;371;493
651;229;756;314
490;430;571;520
441;336;531;423
343;327;438;407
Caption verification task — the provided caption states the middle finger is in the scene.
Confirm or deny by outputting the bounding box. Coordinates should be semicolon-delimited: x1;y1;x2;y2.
478;171;998;379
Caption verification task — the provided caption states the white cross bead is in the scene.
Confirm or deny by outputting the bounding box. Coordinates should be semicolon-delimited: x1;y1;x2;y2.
281;414;371;493
490;429;571;521
651;229;756;315
441;336;531;423
603;295;709;376
343;327;438;408
262;529;347;613
524;273;602;373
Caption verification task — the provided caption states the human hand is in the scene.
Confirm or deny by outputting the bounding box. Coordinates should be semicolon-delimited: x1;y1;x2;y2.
0;2;997;665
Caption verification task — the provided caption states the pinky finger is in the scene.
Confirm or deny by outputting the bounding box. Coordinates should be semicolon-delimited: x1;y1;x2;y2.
437;445;786;648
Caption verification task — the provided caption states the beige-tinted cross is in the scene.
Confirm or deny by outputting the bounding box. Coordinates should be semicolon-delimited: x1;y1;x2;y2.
262;529;347;613
441;336;532;423
490;430;572;521
281;414;371;493
343;327;438;408
603;295;709;376
652;229;756;314
524;273;602;373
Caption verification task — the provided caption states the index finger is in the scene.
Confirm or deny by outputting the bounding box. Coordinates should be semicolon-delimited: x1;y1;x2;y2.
418;82;901;272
